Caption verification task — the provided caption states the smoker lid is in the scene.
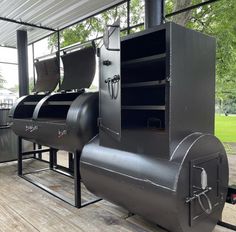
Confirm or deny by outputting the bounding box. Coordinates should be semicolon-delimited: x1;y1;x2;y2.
59;46;96;91
33;57;60;93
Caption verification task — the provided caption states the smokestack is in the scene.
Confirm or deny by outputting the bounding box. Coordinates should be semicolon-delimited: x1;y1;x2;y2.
145;0;165;29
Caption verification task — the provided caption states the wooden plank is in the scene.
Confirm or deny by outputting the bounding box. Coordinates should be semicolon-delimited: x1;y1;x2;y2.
0;201;38;232
0;159;235;232
222;203;236;226
215;226;234;232
127;215;166;232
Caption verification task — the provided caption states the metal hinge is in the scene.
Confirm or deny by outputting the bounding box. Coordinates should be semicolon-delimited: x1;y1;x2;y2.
96;48;100;57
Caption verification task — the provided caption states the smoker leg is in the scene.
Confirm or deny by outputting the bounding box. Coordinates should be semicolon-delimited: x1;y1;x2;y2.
53;149;57;168
38;144;42;159
218;221;236;231
33;142;36;159
49;148;54;170
69;153;74;172
18;137;23;176
74;151;81;208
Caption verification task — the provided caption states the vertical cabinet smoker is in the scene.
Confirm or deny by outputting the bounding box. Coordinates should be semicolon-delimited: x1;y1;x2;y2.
80;22;229;232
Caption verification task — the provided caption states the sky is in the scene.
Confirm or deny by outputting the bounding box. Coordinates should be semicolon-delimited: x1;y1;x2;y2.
0;37;98;92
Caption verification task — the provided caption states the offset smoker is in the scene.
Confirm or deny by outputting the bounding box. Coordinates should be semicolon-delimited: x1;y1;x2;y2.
10;46;98;153
80;23;229;232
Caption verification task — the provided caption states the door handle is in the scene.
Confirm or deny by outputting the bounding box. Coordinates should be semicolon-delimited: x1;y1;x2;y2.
104;75;120;100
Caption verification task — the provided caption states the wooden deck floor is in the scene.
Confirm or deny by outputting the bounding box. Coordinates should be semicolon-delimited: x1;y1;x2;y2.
0;158;235;232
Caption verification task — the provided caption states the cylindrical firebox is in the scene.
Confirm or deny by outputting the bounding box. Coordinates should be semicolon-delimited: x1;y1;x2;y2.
81;133;228;232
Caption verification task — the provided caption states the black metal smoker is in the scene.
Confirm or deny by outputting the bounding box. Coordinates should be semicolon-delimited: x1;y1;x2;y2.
80;1;229;232
10;44;99;207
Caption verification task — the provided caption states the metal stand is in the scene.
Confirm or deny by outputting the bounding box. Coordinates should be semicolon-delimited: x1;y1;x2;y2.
218;221;236;231
18;137;101;208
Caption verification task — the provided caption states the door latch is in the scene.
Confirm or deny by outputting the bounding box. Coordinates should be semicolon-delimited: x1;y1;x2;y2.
186;166;213;214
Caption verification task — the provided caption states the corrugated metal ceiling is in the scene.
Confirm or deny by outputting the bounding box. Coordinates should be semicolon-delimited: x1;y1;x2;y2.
0;0;125;48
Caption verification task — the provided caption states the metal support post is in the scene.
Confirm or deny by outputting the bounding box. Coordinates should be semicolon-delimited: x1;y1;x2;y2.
49;148;54;170
53;149;57;168
17;30;29;97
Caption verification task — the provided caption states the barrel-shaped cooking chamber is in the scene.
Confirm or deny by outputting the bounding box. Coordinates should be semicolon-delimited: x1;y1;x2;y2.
11;45;98;152
81;133;228;232
11;92;98;152
36;92;98;152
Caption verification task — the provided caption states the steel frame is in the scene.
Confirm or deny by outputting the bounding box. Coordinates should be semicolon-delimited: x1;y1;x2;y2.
17;137;101;208
0;16;56;32
218;221;236;231
0;61;18;65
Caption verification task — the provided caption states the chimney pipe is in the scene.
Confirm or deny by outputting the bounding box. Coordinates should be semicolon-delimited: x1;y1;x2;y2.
145;0;165;29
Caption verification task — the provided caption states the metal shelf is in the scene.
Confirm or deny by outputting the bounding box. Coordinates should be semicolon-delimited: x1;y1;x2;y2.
122;53;166;67
122;105;166;110
122;80;166;88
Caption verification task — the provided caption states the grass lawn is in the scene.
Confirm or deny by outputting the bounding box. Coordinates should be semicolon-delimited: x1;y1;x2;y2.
215;114;236;142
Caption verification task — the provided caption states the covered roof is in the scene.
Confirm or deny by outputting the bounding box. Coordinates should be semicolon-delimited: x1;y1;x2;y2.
0;0;125;48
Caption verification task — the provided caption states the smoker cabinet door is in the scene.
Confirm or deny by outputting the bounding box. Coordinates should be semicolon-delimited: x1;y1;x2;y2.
99;22;121;141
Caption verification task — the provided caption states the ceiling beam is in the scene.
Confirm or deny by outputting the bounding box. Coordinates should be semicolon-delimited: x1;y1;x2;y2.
0;16;57;32
0;61;18;65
